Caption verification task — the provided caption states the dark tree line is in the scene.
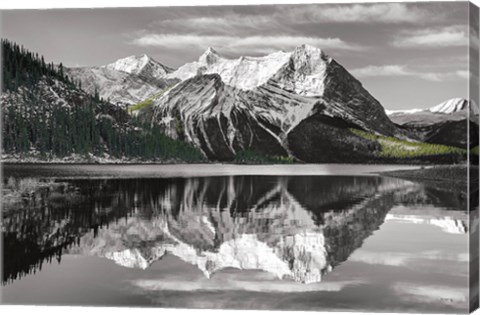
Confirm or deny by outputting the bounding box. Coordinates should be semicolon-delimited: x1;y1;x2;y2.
2;39;81;92
1;39;204;162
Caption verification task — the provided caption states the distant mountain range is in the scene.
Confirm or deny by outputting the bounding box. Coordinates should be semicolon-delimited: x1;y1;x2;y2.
2;39;478;163
386;98;479;148
65;54;177;107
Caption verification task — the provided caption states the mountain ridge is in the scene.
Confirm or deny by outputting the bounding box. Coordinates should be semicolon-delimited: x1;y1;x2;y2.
3;38;472;163
148;44;403;162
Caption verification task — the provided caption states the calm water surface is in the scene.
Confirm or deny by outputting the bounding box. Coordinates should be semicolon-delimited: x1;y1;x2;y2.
0;164;470;313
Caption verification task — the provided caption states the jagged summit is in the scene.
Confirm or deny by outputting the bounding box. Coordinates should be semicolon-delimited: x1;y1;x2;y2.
202;46;219;56
430;98;471;114
104;54;151;74
167;44;334;93
104;54;174;77
67;53;177;106
199;47;220;65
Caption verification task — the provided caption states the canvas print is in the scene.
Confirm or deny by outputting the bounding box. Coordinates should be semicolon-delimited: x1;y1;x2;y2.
0;1;479;313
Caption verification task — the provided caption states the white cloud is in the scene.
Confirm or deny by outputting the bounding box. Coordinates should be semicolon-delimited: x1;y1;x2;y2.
393;26;468;48
349;249;469;267
152;3;433;36
351;64;468;82
132;33;364;54
350;65;410;77
393;283;468;306
154;15;286;35
349;251;408;266
280;3;434;24
456;70;469;79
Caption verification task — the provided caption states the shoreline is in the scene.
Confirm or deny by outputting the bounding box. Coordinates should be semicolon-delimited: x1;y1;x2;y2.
380;164;475;183
2;163;422;179
379;164;478;196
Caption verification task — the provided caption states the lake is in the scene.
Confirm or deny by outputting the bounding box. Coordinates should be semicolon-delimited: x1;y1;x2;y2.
0;164;471;313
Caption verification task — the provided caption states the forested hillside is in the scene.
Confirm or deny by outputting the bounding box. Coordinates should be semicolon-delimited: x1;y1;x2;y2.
1;39;204;162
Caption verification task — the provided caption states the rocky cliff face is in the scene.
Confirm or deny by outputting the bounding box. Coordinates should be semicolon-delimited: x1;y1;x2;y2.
149;45;399;161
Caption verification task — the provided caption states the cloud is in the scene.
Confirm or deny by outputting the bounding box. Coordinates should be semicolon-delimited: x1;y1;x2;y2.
154;15;287;36
455;70;469;79
393;283;468;306
132;33;364;55
349;249;469;267
152;3;433;36
279;3;434;24
351;64;468;82
350;65;411;77
393;26;468;48
131;278;364;293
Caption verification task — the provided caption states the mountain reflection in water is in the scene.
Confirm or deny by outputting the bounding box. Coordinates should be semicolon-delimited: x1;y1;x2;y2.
2;175;467;285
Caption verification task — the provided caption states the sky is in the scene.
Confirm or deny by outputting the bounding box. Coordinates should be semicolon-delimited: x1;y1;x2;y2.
0;2;475;110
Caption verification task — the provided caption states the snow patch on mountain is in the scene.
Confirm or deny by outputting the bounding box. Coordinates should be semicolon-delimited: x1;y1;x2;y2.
167;47;291;91
430;98;470;114
67;66;161;106
386;98;477;116
269;44;331;97
104;54;173;77
385;108;423;115
105;54;151;74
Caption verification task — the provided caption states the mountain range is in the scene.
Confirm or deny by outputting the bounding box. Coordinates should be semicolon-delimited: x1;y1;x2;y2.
3;39;478;163
386;98;479;148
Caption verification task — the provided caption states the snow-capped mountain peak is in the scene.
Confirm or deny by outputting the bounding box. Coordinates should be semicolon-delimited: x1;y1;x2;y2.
429;98;469;114
385;98;476;116
199;47;220;65
166;44;337;92
270;44;332;96
104;54;152;74
293;44;327;59
67;54;176;107
167;47;292;90
103;54;173;78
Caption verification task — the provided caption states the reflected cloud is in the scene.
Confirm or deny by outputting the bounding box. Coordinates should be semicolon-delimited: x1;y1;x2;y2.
131;277;364;293
385;214;468;234
393;283;468;306
350;249;469;267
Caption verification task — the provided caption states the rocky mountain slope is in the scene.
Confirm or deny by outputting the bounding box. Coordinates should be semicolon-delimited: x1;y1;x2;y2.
147;45;400;162
66;54;178;107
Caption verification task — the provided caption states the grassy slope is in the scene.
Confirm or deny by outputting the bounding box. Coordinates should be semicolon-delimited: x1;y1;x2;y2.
350;129;466;158
472;146;479;155
128;88;170;113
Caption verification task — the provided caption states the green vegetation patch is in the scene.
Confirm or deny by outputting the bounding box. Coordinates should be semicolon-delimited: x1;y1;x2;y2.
350;128;466;158
128;88;170;113
471;146;479;155
234;150;295;164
